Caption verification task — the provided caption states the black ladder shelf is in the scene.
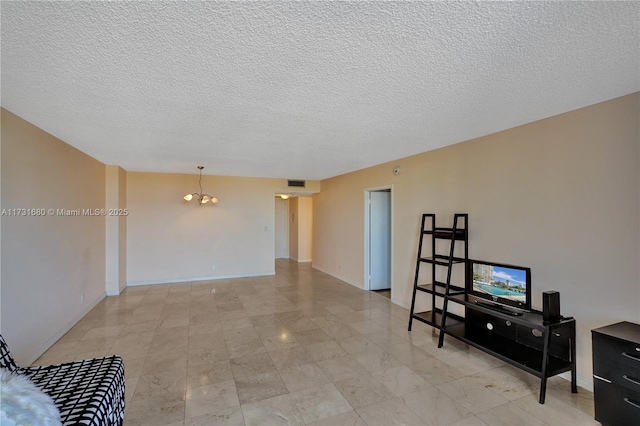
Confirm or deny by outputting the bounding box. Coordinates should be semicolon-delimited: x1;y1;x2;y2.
408;213;468;347
407;212;576;404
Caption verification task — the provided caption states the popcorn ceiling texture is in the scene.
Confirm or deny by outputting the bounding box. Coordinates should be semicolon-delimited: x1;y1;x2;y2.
1;1;638;180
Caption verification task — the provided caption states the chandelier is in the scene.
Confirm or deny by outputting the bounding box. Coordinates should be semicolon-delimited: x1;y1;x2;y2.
183;166;218;205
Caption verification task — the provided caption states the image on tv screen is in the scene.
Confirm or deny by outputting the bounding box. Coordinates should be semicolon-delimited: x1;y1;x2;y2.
471;264;527;302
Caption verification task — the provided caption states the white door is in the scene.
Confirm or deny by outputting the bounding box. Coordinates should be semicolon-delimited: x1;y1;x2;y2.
275;198;289;258
369;190;391;290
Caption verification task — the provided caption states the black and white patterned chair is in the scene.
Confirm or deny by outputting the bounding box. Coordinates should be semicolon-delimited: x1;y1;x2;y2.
0;335;125;426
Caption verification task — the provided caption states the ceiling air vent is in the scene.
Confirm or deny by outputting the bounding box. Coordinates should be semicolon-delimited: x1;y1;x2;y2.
287;180;305;188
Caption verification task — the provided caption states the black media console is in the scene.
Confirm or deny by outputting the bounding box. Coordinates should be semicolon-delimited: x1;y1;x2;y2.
407;213;576;404
443;293;577;404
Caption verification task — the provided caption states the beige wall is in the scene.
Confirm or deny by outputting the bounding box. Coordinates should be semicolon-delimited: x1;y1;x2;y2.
297;197;313;262
275;197;289;258
118;167;127;289
289;197;299;261
126;172;292;284
1;108;107;363
105;165;127;295
288;196;313;262
313;93;640;387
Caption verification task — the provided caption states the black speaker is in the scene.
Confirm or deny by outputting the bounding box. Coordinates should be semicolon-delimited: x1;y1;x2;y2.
543;291;561;323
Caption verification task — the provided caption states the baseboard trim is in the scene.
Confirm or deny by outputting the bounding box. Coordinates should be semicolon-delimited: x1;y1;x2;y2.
126;271;276;287
106;284;126;296
558;371;593;392
311;264;363;290
23;291;107;365
391;298;410;310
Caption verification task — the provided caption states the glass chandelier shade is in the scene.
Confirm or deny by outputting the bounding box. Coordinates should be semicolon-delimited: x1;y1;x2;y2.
184;166;218;205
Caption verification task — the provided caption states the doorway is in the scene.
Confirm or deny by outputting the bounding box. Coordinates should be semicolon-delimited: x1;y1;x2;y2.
365;187;392;297
275;198;289;259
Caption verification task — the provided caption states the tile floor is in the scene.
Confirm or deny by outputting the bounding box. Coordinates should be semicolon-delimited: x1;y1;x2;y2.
35;260;598;425
372;289;391;300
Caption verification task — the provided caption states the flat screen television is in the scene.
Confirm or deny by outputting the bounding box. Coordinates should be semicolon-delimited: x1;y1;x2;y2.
466;259;531;312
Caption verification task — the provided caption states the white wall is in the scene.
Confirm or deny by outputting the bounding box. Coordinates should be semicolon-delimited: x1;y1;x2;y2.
313;93;640;388
1;109;107;363
126;172;303;284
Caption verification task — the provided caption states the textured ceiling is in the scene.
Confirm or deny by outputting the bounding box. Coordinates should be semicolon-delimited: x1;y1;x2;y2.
2;2;639;180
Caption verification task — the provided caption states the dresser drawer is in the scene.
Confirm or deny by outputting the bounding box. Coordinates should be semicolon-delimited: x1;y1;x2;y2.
594;379;640;426
593;332;640;369
594;358;640;393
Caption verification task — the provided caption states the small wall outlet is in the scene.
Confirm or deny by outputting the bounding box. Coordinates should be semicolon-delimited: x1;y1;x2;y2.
80;293;84;304
402;288;406;296
211;265;216;272
338;265;342;272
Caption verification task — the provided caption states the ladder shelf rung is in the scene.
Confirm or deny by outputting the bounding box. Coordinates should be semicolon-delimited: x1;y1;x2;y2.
411;310;443;329
423;227;467;240
432;281;465;292
419;256;466;266
416;283;465;295
412;310;465;328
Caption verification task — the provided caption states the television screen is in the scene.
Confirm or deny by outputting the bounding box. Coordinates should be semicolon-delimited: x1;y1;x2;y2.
467;260;531;310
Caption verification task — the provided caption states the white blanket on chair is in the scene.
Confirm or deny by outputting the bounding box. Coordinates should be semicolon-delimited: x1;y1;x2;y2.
0;368;61;426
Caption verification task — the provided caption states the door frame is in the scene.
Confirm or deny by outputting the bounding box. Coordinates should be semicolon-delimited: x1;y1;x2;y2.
364;185;393;294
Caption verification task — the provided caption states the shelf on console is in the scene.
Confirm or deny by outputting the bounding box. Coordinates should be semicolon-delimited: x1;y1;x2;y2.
416;283;465;296
411;310;464;329
444;323;574;377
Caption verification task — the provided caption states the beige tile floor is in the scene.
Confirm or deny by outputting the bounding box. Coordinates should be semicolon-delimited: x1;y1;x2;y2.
35;260;598;425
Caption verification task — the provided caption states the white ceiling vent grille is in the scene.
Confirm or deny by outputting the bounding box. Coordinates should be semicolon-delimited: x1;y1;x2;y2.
287;180;306;188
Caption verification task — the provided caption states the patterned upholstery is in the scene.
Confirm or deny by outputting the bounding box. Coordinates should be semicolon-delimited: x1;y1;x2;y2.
0;335;125;426
0;335;19;372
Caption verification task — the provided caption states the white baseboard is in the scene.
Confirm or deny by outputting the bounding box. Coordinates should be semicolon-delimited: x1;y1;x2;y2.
106;281;127;296
311;264;363;290
126;271;275;287
391;298;410;310
559;371;593;392
23;291;106;365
